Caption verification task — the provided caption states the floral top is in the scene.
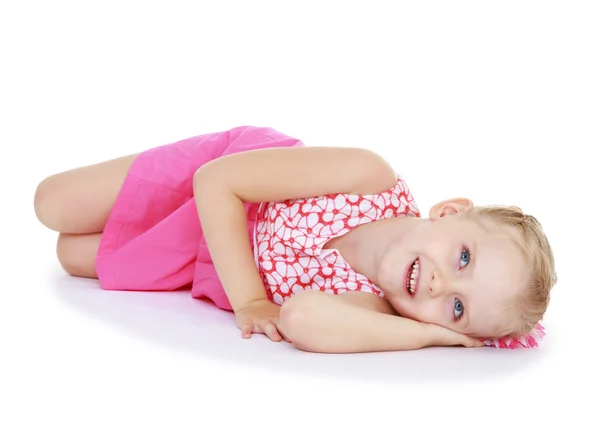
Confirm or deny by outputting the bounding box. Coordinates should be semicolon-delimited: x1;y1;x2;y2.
252;175;421;305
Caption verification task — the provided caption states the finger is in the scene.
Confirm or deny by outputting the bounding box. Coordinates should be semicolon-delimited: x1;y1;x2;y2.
271;319;291;342
276;325;291;343
279;330;291;343
471;336;485;347
466;337;484;348
240;322;253;339
262;321;283;342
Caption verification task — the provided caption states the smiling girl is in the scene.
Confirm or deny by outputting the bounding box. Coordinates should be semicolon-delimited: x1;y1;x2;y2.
34;126;556;353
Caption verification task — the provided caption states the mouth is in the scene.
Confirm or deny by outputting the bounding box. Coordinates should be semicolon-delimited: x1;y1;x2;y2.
405;257;420;297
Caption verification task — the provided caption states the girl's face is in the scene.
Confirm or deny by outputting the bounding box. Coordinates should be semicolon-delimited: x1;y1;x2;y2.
377;199;526;338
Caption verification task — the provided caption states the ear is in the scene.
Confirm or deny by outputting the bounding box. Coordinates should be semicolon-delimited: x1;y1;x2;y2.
429;198;474;219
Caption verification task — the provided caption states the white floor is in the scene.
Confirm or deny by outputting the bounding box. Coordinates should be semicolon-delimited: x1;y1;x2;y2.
3;2;599;425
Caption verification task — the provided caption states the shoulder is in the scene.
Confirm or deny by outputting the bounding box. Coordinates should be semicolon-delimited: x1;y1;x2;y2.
347;148;398;195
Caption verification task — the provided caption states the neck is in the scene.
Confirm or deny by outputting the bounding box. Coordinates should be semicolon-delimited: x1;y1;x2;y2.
333;215;424;283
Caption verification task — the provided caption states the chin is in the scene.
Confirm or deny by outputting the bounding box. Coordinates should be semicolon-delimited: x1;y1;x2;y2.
388;297;416;320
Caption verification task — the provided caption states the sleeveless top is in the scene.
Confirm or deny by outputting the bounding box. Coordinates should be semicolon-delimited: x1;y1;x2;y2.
252;175;421;305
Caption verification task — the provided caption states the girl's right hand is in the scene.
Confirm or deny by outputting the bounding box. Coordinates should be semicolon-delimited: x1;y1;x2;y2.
235;299;289;342
424;323;485;348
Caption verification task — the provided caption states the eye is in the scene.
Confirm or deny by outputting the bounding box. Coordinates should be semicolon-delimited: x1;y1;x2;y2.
454;298;464;320
460;246;471;269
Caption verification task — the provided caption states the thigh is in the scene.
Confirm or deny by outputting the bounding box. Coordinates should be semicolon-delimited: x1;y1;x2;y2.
35;153;139;234
56;232;103;278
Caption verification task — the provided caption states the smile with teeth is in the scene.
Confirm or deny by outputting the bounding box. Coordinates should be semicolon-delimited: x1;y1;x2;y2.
407;258;419;295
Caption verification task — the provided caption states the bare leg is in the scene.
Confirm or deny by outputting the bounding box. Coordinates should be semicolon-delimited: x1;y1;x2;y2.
34;153;139;234
56;233;102;278
34;153;139;277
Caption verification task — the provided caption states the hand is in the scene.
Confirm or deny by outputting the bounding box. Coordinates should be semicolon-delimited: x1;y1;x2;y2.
235;299;289;342
424;323;485;348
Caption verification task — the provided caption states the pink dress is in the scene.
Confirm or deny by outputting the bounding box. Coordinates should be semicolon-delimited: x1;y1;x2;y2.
95;125;421;312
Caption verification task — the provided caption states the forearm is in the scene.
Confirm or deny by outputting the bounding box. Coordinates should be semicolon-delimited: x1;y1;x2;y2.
279;291;431;353
193;171;268;312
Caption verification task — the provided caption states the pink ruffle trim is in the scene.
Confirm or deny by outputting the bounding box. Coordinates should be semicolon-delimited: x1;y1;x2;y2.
480;322;546;349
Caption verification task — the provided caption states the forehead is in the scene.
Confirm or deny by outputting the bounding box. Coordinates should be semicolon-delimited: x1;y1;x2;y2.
463;218;526;335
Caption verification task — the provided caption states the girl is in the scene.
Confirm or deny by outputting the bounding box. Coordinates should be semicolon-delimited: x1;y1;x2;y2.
34;126;556;353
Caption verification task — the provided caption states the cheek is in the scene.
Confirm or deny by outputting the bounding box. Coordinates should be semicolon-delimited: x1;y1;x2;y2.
413;223;454;257
394;298;450;326
377;245;405;285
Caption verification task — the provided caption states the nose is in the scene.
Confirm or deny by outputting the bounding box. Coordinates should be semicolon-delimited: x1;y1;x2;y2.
428;270;447;297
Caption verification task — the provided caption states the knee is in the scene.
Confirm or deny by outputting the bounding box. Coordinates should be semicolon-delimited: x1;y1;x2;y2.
56;234;94;278
34;175;62;231
56;234;77;276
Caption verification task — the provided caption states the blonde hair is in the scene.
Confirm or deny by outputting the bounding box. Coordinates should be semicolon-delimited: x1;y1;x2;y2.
471;205;557;338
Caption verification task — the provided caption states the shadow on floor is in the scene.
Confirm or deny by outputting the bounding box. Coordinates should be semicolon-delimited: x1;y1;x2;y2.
50;270;551;384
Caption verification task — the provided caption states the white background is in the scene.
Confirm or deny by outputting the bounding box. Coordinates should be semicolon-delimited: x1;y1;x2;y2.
2;1;599;425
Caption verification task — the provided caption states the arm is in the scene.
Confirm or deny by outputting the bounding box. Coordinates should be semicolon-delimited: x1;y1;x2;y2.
278;291;429;353
193;146;397;313
278;290;482;353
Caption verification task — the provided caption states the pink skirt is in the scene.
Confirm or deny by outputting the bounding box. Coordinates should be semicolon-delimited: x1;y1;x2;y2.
95;126;305;311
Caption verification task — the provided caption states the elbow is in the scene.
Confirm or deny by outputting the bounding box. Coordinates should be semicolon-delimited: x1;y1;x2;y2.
279;292;324;352
192;165;212;197
193;163;229;203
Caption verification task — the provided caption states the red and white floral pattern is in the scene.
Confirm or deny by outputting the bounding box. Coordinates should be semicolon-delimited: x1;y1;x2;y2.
253;175;421;305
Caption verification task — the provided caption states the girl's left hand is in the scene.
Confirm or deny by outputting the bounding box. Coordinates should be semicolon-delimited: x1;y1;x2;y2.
235;298;290;342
